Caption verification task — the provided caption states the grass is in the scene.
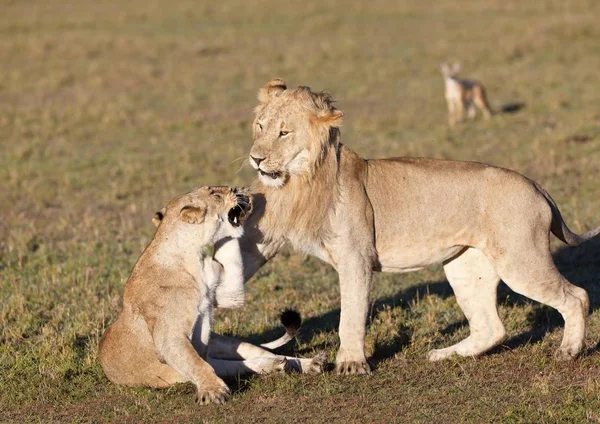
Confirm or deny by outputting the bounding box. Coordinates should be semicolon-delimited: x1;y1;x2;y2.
1;0;600;422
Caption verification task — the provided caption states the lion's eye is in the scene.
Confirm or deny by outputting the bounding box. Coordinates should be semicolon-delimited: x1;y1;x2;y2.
256;123;263;131
279;131;289;137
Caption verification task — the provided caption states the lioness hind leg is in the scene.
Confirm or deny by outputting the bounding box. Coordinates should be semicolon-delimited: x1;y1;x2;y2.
493;248;589;361
427;248;505;361
207;334;326;374
208;356;288;377
207;333;279;360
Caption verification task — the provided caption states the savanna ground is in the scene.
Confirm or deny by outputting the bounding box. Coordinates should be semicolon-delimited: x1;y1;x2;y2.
1;0;600;422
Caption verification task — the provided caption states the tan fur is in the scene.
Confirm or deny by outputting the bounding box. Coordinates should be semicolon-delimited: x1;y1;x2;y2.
98;186;324;405
441;62;493;126
237;79;600;374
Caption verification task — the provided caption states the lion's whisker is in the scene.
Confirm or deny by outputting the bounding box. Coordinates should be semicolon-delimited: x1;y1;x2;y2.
229;156;247;165
236;159;250;174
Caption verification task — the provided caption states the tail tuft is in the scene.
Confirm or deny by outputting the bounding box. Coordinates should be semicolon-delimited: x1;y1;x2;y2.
280;309;302;335
259;309;302;351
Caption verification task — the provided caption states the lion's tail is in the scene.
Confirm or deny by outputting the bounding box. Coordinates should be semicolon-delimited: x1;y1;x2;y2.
535;182;600;247
259;309;301;350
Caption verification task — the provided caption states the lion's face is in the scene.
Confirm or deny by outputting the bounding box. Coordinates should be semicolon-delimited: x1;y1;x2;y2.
249;79;343;188
153;186;253;245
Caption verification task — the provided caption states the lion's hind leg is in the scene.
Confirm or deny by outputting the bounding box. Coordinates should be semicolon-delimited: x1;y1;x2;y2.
491;245;589;361
427;248;505;361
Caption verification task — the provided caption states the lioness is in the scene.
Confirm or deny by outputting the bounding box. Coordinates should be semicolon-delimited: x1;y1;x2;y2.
232;79;600;375
441;62;493;126
99;186;324;404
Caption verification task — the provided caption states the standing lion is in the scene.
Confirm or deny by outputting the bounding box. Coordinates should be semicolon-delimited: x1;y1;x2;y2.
228;79;600;374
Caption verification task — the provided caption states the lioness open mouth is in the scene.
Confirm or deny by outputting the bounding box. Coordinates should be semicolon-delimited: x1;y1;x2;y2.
259;169;281;180
227;192;252;227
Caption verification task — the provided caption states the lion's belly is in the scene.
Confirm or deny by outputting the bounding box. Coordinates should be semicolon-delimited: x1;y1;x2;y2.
377;245;466;273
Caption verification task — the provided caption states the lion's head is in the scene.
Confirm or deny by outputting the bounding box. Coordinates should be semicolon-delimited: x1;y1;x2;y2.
249;79;343;188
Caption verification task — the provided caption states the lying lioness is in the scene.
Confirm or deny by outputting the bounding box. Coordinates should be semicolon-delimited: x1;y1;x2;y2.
99;186;324;404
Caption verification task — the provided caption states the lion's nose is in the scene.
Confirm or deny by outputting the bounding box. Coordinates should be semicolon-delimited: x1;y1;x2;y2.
250;155;265;167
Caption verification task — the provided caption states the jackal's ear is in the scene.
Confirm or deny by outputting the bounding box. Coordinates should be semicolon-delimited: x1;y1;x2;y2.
451;62;461;75
152;207;166;227
257;78;287;104
179;205;206;224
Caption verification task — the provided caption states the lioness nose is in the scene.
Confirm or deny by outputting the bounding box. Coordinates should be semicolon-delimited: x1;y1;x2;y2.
250;155;264;167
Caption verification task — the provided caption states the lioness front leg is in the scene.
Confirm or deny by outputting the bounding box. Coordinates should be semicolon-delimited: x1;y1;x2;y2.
153;318;230;405
335;266;372;375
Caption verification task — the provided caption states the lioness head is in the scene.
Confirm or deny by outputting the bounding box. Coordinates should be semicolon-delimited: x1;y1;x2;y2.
152;186;253;245
249;79;343;188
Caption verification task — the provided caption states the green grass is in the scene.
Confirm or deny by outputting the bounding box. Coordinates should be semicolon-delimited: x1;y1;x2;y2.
2;0;600;422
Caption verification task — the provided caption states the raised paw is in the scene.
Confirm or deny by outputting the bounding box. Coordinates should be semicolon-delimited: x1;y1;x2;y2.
196;377;231;405
335;359;371;375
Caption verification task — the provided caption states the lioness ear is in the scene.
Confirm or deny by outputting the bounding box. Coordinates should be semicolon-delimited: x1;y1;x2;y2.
152;207;166;227
257;78;287;104
179;205;206;224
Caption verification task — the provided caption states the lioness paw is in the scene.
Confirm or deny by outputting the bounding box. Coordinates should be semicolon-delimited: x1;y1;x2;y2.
196;378;231;405
307;351;327;374
335;359;371;375
274;356;290;373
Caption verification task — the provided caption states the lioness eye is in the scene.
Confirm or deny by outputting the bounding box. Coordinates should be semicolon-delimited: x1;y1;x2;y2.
279;131;289;137
256;123;263;131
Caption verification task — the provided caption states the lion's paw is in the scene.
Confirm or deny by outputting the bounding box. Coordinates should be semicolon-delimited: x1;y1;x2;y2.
335;359;371;375
426;348;456;362
196;377;231;405
554;346;580;362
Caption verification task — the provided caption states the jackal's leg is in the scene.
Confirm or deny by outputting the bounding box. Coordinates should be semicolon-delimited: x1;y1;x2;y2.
474;86;493;119
467;103;476;119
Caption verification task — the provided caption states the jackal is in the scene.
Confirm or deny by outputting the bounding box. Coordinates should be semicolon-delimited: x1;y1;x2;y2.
441;62;493;126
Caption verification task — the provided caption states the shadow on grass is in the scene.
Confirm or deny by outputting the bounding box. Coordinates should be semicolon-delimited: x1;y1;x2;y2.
242;236;600;368
499;102;526;114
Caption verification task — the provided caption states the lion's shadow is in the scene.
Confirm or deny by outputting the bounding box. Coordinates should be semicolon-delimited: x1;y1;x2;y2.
243;237;600;369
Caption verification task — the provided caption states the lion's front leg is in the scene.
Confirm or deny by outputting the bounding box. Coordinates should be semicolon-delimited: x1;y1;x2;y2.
335;265;372;375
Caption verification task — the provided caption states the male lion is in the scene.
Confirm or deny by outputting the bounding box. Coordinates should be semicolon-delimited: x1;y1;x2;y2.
232;79;600;375
99;186;324;404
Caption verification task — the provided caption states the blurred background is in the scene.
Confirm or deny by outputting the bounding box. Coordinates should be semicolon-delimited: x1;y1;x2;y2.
1;1;600;421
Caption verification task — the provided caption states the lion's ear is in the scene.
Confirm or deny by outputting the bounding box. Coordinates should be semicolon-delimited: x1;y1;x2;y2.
316;107;343;126
311;91;343;127
257;78;287;104
152;207;166;227
179;205;206;224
